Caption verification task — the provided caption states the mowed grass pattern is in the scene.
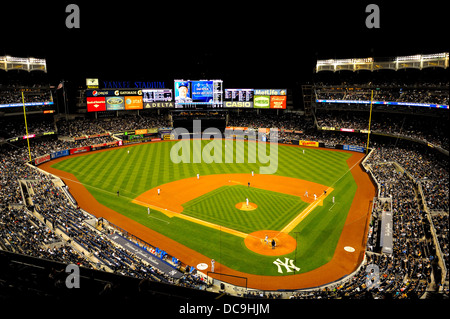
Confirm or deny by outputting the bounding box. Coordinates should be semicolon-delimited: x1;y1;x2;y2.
53;140;350;197
182;185;310;234
51;140;357;276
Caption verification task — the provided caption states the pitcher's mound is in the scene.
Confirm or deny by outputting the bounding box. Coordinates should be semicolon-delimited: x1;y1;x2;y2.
235;202;258;211
245;230;297;256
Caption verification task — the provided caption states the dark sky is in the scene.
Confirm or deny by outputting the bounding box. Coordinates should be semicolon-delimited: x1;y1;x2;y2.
1;0;448;89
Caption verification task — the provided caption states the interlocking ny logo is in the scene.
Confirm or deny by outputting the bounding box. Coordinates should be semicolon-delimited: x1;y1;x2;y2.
273;258;300;274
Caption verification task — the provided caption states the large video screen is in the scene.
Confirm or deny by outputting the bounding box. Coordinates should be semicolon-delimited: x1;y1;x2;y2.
174;80;223;108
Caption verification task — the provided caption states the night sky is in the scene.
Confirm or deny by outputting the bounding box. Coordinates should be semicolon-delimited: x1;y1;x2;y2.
1;0;447;90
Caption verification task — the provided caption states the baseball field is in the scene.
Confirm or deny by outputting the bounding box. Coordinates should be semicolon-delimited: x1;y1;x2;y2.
41;139;375;290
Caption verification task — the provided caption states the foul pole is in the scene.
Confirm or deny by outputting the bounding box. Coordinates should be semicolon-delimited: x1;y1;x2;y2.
366;90;374;154
22;91;32;162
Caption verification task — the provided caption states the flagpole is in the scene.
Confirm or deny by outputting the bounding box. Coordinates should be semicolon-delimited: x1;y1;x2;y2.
62;80;69;120
22;91;32;162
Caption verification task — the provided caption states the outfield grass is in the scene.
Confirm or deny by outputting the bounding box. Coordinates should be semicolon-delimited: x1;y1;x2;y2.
51;140;356;276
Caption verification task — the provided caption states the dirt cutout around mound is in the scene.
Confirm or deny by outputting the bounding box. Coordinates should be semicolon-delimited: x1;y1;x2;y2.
235;202;258;211
245;230;297;256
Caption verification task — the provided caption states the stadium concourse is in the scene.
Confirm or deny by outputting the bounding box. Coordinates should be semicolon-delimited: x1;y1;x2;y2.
1;65;449;301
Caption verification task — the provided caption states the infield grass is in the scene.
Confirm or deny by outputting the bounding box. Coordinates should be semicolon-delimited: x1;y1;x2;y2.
51;140;357;276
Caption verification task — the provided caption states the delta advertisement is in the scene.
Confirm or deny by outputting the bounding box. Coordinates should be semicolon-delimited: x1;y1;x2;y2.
142;88;174;108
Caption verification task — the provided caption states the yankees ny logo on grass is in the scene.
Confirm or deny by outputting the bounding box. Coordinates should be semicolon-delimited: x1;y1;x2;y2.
273;258;300;274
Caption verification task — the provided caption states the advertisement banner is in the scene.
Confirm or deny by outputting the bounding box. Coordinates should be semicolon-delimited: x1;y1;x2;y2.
124;96;143;110
50;149;70;159
35;154;51;165
224;89;254;108
135;129;147;135
87;89;142;97
254;89;287;96
87;97;106;112
270;95;287;109
343;144;365;153
224;101;253;108
380;211;393;254
70;146;91;155
86;90;115;97
253;95;270;108
143;101;175;108
106;96;125;111
299;140;319;147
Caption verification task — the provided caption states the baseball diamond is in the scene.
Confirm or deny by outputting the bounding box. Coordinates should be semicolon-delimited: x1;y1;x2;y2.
40;139;375;290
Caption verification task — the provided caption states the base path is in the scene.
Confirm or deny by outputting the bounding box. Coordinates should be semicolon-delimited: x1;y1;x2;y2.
132;173;327;214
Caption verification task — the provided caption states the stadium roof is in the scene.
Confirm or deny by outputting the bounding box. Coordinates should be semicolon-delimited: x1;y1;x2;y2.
316;53;449;72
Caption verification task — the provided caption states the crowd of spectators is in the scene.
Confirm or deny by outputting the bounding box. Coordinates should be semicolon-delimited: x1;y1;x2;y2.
431;213;449;284
313;68;449;105
56;113;171;137
315;110;449;150
0;206;93;268
290;156;434;299
368;141;449;212
315;87;448;106
0;116;56;139
0;89;53;106
227;111;306;132
0;145;208;291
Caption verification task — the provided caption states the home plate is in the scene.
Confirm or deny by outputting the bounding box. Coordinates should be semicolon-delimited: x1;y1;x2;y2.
197;263;208;270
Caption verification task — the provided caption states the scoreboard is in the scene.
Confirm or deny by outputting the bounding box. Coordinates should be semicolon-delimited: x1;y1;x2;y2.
142;89;174;108
143;89;172;102
85;80;286;111
224;89;254;108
